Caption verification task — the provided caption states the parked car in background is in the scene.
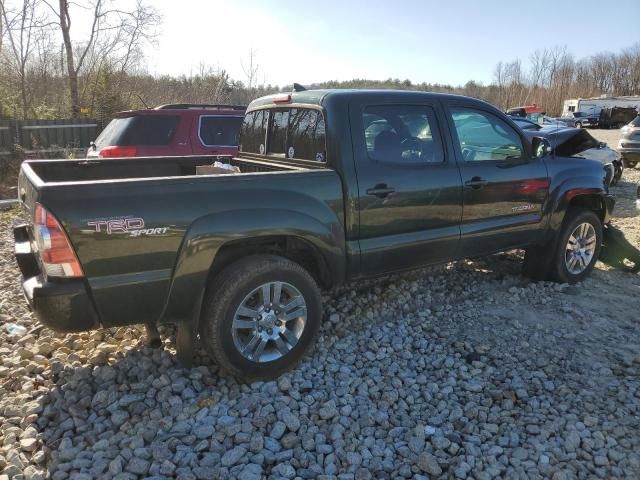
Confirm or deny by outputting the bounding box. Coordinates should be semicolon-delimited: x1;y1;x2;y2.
519;125;623;185
14;89;615;379
558;111;599;128
542;116;567;128
87;104;246;158
506;105;546;124
599;107;637;129
618;115;640;168
509;117;542;131
509;116;567;131
562;96;640;118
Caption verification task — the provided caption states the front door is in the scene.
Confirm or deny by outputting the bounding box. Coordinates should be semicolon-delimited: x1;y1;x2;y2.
446;106;550;256
351;101;463;276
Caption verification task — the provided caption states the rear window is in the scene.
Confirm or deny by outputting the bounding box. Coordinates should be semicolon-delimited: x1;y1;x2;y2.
287;109;326;162
240;108;326;162
94;117;134;148
95;115;179;147
630;116;640;127
199;116;243;146
239;110;268;154
268;110;289;156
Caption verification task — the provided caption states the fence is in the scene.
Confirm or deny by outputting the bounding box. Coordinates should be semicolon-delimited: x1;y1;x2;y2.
0;118;103;155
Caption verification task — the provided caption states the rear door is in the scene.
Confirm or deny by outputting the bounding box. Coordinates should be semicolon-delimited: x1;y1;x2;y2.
191;114;244;156
445;104;549;256
350;99;463;276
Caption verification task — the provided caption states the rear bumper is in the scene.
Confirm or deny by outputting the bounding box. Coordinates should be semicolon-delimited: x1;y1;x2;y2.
13;224;100;332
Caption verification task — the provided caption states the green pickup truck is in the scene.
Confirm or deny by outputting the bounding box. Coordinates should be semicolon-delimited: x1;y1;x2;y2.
13;89;614;380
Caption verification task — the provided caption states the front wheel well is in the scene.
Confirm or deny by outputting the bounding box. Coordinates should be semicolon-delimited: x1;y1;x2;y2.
567;194;606;223
206;236;333;290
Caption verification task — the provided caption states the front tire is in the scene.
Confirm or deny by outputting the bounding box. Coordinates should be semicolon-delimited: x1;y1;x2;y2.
549;209;602;283
575;122;582;128
200;255;322;381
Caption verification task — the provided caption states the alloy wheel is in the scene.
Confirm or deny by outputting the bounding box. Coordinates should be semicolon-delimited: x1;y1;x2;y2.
565;222;597;274
231;281;307;363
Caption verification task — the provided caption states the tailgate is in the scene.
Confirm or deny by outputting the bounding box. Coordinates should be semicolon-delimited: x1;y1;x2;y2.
16;161;43;217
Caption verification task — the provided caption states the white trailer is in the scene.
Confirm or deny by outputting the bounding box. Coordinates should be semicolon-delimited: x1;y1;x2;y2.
561;96;640;117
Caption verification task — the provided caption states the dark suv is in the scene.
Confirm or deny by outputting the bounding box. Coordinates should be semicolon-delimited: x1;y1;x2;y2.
561;111;599;129
87;104;246;158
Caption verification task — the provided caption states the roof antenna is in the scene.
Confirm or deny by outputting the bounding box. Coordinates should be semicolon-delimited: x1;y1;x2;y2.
292;83;306;92
136;94;150;109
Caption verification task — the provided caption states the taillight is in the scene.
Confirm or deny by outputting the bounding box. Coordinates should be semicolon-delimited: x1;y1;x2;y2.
34;204;83;278
99;146;138;158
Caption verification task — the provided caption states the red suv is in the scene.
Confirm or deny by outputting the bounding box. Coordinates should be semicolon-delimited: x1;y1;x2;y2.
87;104;246;158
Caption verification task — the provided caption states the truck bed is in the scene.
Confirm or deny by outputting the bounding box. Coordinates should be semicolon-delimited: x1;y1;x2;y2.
21;154;314;185
16;154;345;330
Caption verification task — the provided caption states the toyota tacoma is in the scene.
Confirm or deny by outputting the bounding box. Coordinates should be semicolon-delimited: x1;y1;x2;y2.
13;89;615;380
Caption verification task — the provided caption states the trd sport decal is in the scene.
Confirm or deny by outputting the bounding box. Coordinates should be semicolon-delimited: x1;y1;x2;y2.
511;204;536;213
85;217;168;237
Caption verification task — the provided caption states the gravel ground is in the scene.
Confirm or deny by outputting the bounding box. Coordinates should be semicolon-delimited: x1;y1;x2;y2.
1;165;639;479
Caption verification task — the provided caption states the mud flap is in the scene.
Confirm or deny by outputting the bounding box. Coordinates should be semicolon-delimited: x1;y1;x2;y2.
144;323;162;348
599;224;640;273
522;236;560;281
175;291;204;367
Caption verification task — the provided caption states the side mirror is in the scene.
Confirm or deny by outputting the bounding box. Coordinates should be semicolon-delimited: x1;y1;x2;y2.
531;137;551;159
89;141;96;151
598;141;607;149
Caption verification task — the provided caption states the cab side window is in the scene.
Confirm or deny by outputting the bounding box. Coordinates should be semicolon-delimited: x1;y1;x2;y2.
450;108;524;161
363;105;444;164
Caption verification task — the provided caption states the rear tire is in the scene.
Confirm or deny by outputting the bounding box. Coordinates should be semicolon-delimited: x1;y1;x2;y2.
200;255;322;381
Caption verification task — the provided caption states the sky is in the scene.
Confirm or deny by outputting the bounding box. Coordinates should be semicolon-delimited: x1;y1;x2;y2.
93;0;640;87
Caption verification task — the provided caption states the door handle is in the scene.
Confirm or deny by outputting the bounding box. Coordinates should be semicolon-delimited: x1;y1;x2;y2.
366;184;395;198
464;177;489;189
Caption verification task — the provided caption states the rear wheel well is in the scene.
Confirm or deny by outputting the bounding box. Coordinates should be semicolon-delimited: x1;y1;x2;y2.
568;195;605;223
207;236;332;290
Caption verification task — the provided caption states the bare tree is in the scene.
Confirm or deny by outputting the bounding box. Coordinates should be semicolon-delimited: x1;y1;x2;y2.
241;48;260;92
43;0;159;117
1;0;53;118
0;0;5;54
